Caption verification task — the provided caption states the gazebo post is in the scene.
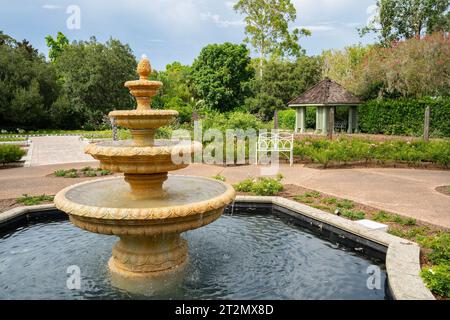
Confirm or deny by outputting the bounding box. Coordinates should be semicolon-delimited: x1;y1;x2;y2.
322;106;328;135
348;106;354;134
315;106;321;134
295;106;306;133
354;106;360;133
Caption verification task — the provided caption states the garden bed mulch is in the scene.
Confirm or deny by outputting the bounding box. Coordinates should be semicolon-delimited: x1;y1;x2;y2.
436;186;450;197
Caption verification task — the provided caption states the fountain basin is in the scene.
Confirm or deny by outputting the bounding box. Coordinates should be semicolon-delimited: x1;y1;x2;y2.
54;176;235;278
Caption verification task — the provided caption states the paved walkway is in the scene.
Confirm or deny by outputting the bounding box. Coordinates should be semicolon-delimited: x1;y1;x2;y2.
27;136;93;166
0;161;449;228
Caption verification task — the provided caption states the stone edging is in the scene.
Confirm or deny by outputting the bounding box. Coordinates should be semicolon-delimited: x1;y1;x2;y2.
0;197;435;300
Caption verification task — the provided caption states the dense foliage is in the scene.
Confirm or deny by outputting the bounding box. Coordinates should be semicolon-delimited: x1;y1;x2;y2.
191;43;253;112
53;37;136;129
293;137;450;168
0;36;59;130
0;145;25;164
359;97;450;137
245;56;322;119
355;32;449;99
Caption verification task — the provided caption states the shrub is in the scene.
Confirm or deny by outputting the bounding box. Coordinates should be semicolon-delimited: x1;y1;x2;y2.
0;145;25;164
234;176;284;196
17;194;54;206
54;169;67;177
421;265;450;298
418;233;450;266
359;98;450;138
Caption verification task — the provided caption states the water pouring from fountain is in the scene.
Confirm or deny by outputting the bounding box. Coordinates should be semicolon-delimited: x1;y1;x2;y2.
54;56;236;288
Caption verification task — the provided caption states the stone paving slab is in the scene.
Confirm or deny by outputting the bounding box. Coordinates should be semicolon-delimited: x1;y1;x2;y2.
28;136;93;166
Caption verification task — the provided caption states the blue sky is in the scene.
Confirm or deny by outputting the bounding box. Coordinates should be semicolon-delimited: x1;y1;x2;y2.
0;0;378;70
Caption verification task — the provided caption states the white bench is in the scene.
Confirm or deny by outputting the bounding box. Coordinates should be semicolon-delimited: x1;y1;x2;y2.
256;131;294;166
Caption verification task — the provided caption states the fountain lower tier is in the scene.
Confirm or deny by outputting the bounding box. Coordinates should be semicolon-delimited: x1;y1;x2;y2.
54;176;235;277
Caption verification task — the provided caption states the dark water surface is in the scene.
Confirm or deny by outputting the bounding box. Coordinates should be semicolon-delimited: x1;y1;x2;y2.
0;213;387;299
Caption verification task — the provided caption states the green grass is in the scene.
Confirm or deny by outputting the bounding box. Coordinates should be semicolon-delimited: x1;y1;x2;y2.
17;194;54;206
340;209;365;221
212;174;226;182
54;168;111;178
448;186;450;195
373;211;416;226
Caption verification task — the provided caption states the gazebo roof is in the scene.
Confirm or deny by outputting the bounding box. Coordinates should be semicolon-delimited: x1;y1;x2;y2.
288;78;361;106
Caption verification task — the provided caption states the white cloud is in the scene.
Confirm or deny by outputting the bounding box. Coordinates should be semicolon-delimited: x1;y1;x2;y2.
200;12;244;28
225;1;236;9
42;4;62;10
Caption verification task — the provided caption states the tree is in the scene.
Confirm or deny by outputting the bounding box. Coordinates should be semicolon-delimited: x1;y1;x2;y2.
54;37;137;129
45;32;69;62
191;43;254;112
151;62;195;124
234;0;310;76
322;45;373;94
354;32;449;99
0;32;59;130
245;55;323;119
360;0;450;44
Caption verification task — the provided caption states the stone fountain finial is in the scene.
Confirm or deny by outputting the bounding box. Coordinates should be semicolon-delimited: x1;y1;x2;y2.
137;55;151;80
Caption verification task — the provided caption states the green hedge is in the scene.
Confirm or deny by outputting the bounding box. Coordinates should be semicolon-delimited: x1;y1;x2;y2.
0;145;25;164
278;108;316;130
359;98;450;138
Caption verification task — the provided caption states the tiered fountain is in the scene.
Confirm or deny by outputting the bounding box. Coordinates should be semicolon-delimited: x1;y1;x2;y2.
54;56;235;283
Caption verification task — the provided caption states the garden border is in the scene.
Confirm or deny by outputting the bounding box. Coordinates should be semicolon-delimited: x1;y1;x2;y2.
0;197;435;300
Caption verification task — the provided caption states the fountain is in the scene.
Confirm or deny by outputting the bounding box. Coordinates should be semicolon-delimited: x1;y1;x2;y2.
54;56;236;282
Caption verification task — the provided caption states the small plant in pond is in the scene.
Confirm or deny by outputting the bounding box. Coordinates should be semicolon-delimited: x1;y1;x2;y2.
17;194;54;206
212;174;226;182
322;197;337;205
393;215;416;226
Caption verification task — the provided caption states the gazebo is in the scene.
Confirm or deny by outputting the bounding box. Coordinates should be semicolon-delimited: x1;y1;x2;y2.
288;78;362;135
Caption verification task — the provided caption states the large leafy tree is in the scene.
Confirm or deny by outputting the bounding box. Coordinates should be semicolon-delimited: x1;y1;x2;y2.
191;43;254;112
245;56;323;119
234;0;310;76
0;32;59;130
357;32;449;99
321;45;373;94
45;32;69;62
151;62;195;124
360;0;450;44
53;37;137;129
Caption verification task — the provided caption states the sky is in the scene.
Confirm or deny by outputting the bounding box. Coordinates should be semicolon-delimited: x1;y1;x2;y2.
0;0;378;70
